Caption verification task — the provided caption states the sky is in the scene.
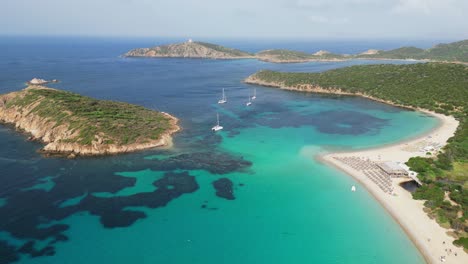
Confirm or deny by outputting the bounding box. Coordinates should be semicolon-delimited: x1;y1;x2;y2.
1;0;467;40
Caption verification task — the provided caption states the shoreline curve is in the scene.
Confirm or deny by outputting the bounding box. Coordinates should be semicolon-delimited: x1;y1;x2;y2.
317;110;465;264
243;76;466;263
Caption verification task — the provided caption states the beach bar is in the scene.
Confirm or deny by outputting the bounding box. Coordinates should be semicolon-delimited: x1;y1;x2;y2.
377;161;408;177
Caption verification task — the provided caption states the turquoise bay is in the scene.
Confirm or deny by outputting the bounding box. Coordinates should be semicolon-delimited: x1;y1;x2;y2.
0;37;437;263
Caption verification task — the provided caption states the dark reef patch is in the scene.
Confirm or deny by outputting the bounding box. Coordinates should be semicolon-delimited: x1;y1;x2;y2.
0;240;19;264
256;110;388;135
18;241;35;255
98;210;147;229
18;241;55;258
311;110;388;135
68;171;199;228
149;152;252;174
0;96;257;263
213;178;235;200
0;170;200;262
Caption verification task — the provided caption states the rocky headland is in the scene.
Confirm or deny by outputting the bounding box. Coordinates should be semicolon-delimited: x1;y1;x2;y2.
0;86;180;157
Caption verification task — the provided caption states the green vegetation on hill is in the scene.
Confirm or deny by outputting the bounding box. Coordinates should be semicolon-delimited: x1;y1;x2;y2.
247;63;468;248
4;87;174;146
254;40;468;62
368;47;425;59
256;49;344;61
357;40;468;62
195;42;253;57
426;40;468;62
125;39;468;63
125;41;253;58
250;63;468;115
257;49;311;60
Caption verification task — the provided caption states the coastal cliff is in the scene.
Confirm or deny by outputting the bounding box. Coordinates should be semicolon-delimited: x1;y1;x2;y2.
125;41;254;59
0;86;180;157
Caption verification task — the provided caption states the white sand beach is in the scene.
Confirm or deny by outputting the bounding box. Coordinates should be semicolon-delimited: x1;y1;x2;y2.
319;111;467;264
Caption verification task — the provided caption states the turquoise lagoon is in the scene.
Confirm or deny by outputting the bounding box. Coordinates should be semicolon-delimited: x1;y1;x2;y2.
0;37;437;263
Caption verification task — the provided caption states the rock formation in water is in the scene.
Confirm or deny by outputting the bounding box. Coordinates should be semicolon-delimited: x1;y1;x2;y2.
212;178;235;200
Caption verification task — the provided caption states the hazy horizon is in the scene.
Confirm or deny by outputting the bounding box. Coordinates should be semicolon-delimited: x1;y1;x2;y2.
2;0;467;40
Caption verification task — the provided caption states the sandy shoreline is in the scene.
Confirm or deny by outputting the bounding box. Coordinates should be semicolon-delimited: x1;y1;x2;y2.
318;111;466;264
244;76;468;263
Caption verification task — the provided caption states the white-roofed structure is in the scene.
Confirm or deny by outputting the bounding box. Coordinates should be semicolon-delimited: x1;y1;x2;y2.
377;161;408;177
377;161;422;185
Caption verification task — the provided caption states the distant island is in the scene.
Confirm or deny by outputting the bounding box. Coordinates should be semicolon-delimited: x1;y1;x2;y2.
125;39;254;59
0;86;179;157
125;39;468;64
245;62;468;254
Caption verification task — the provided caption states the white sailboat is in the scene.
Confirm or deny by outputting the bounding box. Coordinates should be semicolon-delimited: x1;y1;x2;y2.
212;113;223;131
251;88;256;100
351;185;356;192
246;90;252;106
218;88;227;104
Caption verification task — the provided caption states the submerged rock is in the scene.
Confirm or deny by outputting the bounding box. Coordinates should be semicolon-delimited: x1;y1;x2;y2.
150;152;252;174
213;178;235;200
0;240;19;264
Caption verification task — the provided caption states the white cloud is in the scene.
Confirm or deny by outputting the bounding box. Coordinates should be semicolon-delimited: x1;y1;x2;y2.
391;0;462;15
307;15;350;24
1;0;467;39
294;0;380;9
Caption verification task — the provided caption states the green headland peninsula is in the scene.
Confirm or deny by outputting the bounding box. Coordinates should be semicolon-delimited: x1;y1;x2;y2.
0;86;179;157
245;62;468;252
125;39;468;64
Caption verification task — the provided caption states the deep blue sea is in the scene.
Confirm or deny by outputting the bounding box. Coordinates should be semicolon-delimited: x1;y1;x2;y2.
0;37;438;263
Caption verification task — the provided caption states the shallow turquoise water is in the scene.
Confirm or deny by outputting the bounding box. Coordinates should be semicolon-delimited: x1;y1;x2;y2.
16;100;435;264
0;37;437;263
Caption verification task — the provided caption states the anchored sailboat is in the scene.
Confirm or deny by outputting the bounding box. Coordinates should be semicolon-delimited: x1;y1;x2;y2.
246;90;252;106
212;113;223;131
251;88;256;100
218;88;227;104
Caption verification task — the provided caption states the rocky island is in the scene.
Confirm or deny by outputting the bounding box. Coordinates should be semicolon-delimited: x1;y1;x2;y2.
125;39;254;59
125;39;468;64
0;86;179;157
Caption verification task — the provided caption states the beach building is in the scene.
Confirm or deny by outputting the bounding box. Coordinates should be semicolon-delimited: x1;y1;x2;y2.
398;163;422;185
377;161;408;177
